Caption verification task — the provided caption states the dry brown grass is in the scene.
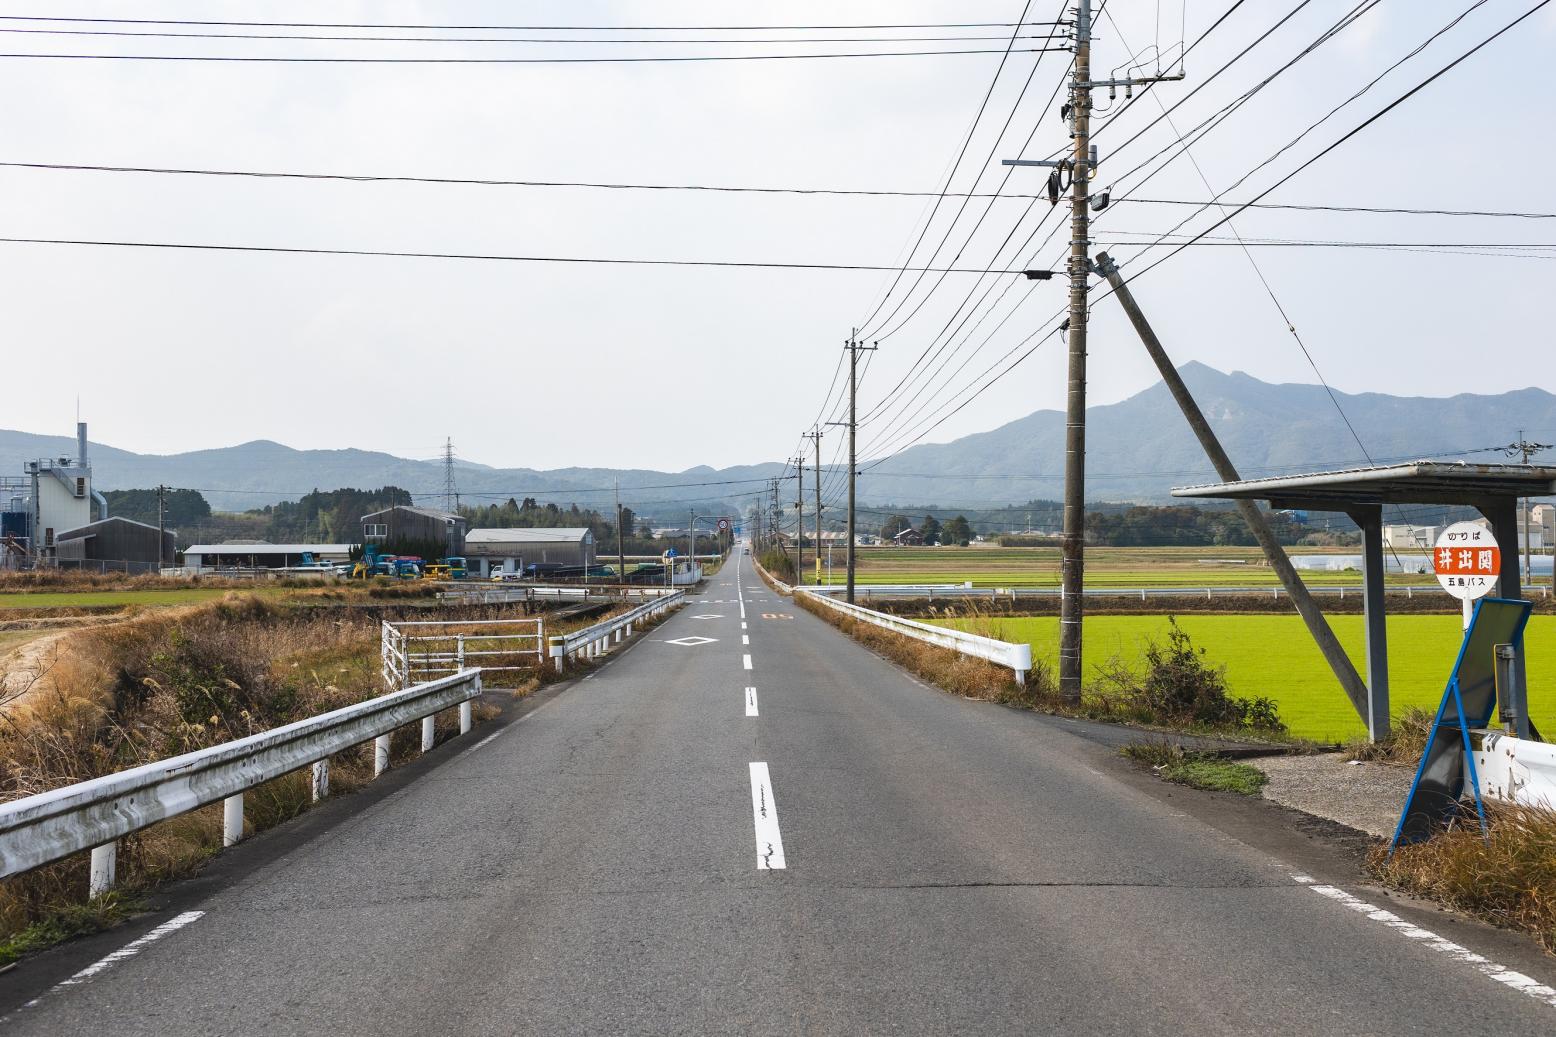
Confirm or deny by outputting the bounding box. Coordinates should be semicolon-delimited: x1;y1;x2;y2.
1368;805;1556;954
0;592;516;948
1342;706;1435;764
792;591;1049;706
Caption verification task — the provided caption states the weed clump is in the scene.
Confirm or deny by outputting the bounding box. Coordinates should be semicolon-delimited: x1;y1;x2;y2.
1121;740;1268;796
1092;617;1286;735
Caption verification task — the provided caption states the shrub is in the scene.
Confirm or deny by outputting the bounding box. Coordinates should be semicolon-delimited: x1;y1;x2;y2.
1097;617;1285;734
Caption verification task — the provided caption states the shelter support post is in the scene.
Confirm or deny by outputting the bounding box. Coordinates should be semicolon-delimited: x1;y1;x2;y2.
1481;499;1532;739
1094;252;1374;730
1347;505;1391;742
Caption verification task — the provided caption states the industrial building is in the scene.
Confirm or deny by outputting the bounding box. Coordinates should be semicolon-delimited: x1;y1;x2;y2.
183;543;355;571
54;517;175;574
464;527;595;576
361;505;466;558
1;422;108;560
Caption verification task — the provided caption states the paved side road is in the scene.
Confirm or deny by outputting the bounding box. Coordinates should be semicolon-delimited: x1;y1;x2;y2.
2;549;1554;1034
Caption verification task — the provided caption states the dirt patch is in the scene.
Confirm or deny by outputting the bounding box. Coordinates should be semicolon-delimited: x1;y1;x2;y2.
1256;753;1413;838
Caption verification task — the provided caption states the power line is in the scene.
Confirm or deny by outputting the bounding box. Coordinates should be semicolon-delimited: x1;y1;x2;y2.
853;0;1047;336
0;46;1070;64
0;28;1073;46
1108;0;1554;292
0;16;1065;31
0;236;1044;273
1123;198;1556;220
11;161;1547;220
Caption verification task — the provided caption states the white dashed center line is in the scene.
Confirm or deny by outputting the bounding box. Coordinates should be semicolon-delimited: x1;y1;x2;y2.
745;686;759;716
748;762;786;869
743;653;752;670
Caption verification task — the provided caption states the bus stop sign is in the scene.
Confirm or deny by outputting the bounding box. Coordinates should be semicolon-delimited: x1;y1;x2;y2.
1433;521;1500;601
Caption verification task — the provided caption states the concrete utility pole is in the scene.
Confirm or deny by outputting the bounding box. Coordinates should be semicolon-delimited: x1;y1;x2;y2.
792;456;805;584
808;428;823;587
157;484;166;570
828;333;876;605
615;477;626;583
688;509;696;579
1002;1;1182;702
1095;251;1375;730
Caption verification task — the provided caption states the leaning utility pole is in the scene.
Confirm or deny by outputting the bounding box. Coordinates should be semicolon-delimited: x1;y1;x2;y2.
1002;1;1182;701
1095;251;1374;727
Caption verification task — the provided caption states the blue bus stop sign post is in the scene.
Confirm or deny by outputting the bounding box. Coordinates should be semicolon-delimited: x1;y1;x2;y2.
1390;597;1533;850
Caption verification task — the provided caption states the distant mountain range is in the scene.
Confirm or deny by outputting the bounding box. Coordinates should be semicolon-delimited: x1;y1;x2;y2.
3;363;1552;514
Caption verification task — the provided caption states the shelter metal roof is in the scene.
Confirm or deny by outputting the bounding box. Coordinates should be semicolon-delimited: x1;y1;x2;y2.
466;527;592;545
360;505;464;523
1172;462;1556;510
56;516;166;540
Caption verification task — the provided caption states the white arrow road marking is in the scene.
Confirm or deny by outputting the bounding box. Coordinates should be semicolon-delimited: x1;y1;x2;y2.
748;762;786;870
745;686;759;716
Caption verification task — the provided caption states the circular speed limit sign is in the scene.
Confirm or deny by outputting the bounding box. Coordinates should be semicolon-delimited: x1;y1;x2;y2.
1433;521;1500;601
717;518;730;531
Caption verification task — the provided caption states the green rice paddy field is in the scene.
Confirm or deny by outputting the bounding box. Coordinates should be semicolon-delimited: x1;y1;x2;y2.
803;545;1441;588
932;613;1556;743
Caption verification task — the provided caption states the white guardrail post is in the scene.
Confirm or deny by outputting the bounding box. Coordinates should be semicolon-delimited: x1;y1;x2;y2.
797;589;1031;684
0;669;485;895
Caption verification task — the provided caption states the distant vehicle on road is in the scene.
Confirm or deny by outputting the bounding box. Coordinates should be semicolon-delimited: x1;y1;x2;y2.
490;570;525;582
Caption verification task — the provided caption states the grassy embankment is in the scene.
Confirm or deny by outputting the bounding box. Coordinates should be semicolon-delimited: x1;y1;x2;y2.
0;590;626;963
801;545;1442;588
932;613;1556;743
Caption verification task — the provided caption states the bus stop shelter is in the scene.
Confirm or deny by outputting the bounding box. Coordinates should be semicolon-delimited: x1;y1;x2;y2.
1172;462;1556;740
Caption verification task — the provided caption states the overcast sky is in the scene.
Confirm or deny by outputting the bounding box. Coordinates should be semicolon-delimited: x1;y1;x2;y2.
3;1;1554;473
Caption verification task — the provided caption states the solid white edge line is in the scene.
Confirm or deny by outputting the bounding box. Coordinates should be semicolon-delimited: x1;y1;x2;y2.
1294;875;1556;1010
9;910;206;1018
742;653;752;670
748;761;786;869
745;686;759;716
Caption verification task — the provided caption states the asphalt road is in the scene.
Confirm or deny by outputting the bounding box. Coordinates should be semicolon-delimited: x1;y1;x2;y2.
4;548;1556;1034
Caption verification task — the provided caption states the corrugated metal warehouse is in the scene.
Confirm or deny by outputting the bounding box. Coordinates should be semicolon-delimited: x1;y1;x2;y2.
361;505;467;557
54;516;175;573
465;527;595;576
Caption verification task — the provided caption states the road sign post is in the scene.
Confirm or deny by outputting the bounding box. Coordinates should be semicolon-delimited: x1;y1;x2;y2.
1433;521;1501;630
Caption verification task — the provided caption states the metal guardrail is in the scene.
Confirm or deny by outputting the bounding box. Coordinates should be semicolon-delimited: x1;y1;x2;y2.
798;589;1032;683
797;583;1553;602
1475;733;1556;810
382;618;545;688
436;584;680;606
548;590;685;671
0;669;483;896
